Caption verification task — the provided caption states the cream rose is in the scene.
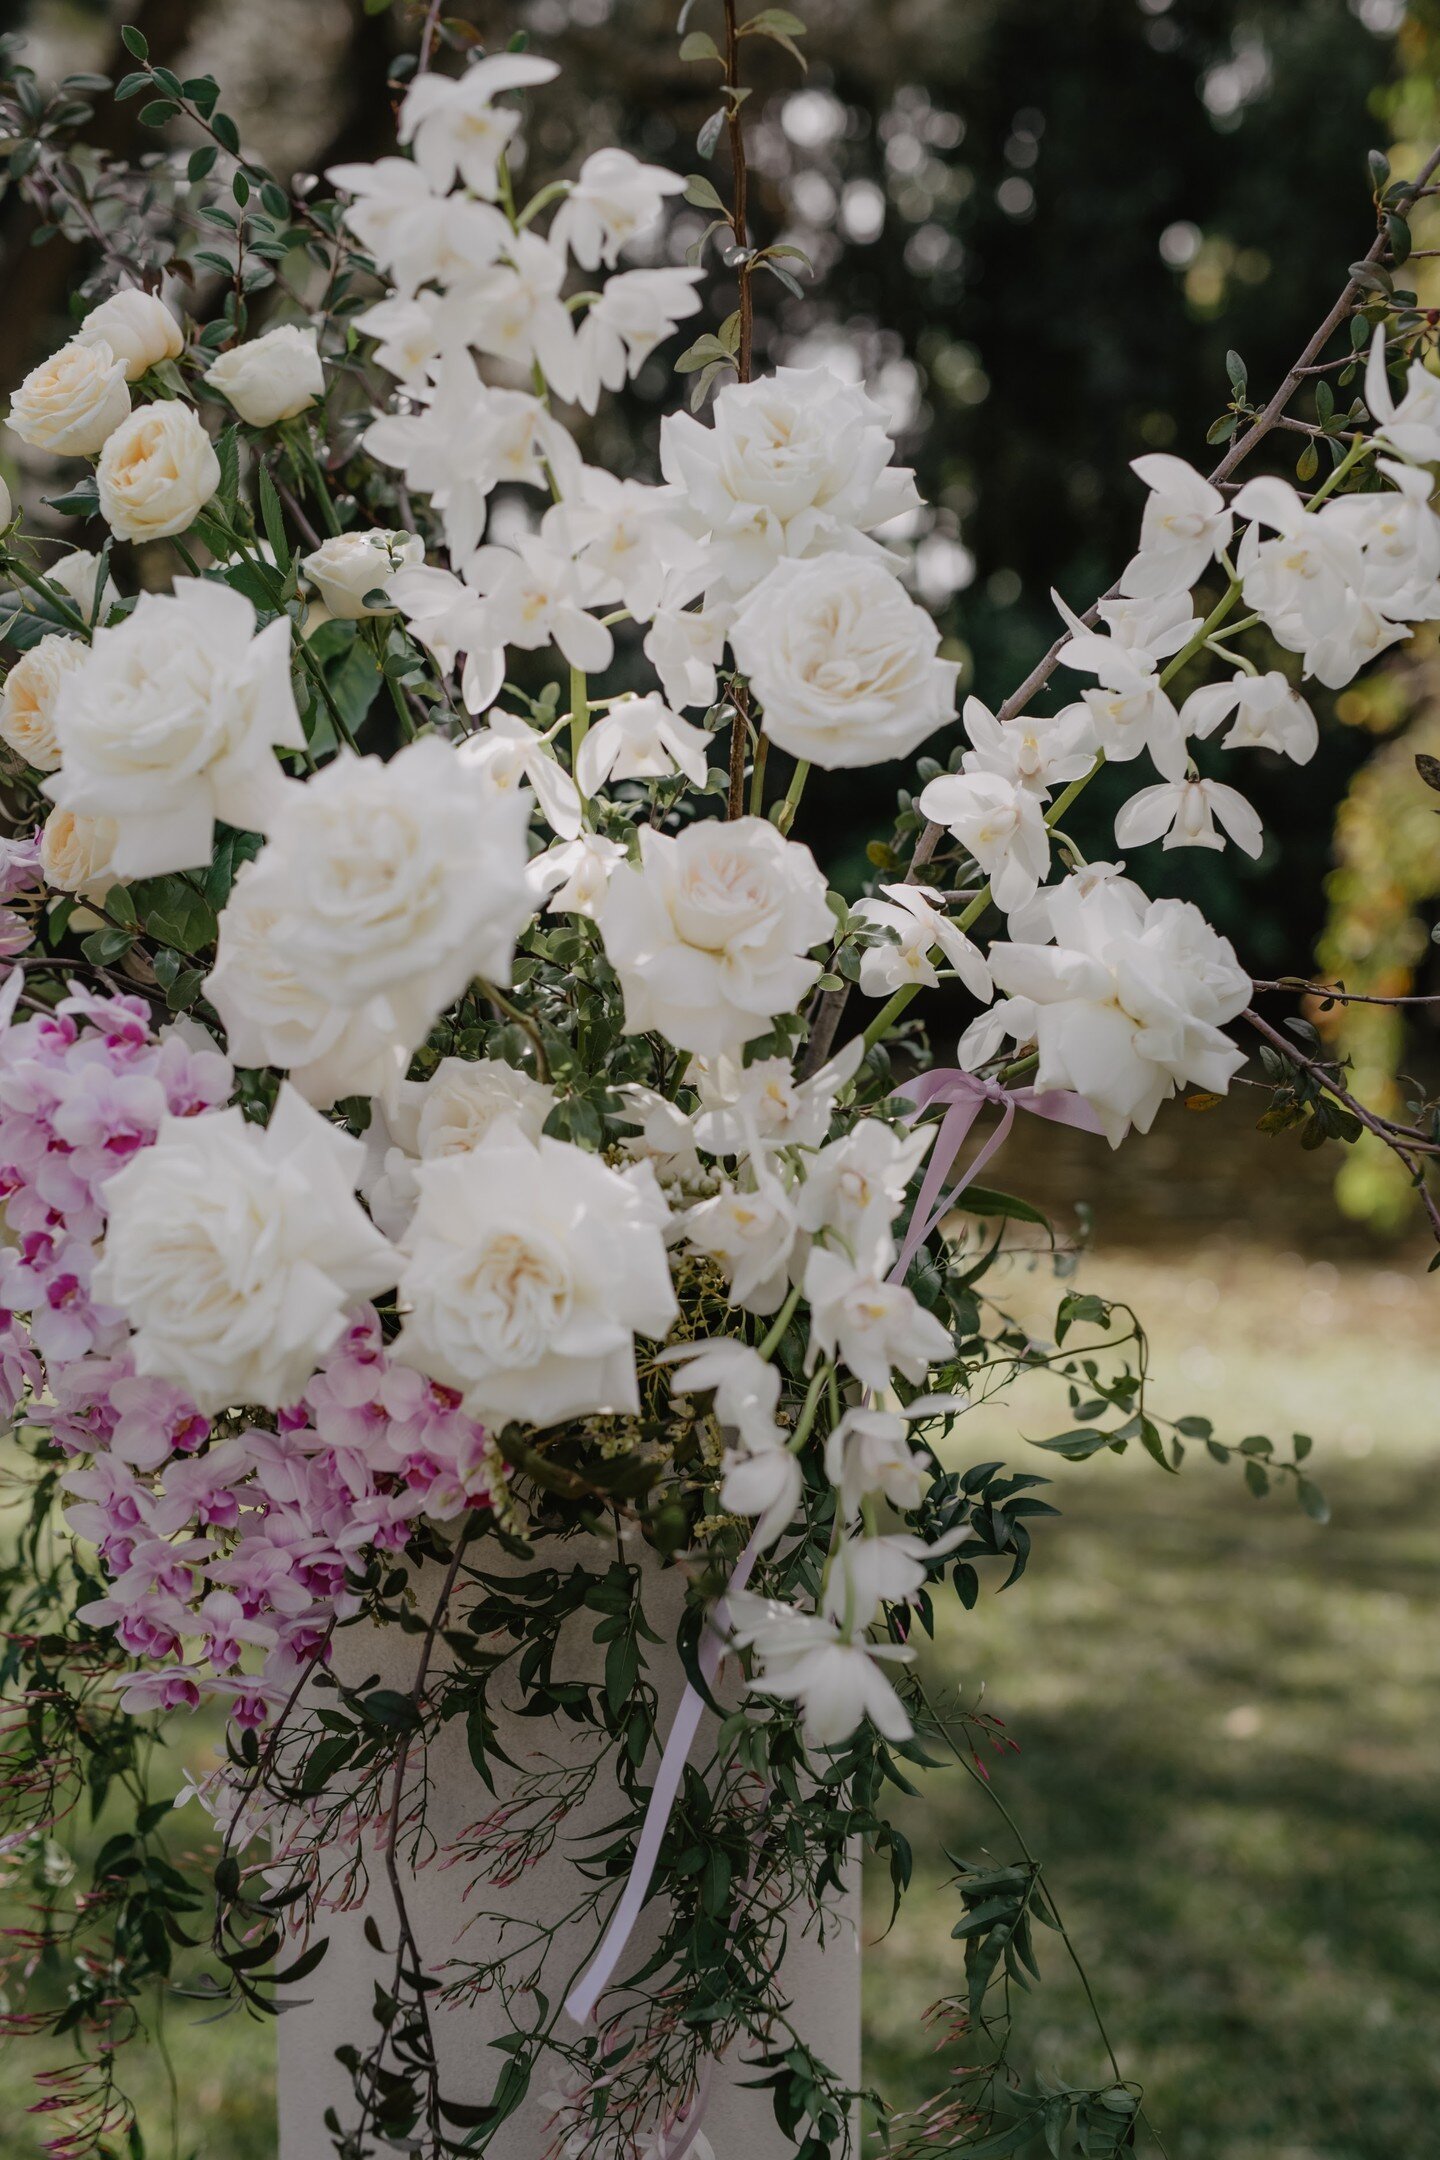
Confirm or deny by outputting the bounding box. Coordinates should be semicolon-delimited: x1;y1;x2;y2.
79;288;184;381
730;556;959;769
8;338;131;457
659;364;922;595
598;816;833;1056
205;876;408;1110
94;1087;398;1413
97;402;220;542
301;529;423;619
395;1124;677;1427
362;1055;557;1235
205;325;324;427
45;579;304;879
39;807;120;900
208;738;534;1099
0;634;87;772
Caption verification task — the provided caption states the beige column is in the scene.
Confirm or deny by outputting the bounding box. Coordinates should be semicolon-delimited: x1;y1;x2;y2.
275;1539;860;2158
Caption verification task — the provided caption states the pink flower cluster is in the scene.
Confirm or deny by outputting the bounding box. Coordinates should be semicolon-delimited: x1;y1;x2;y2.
61;1309;498;1730
0;832;43;962
0;977;230;1365
0;975;497;1733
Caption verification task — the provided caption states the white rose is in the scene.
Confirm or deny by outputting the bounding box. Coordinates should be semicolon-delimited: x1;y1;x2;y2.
659;364;922;595
0;633;87;771
204;325;324;427
598;817;832;1056
45;580;304;879
210;738;534;1098
94;1087;398;1413
301;529;423;619
39;806;119;900
97;402;220;542
78;288;184;381
362;1055;557;1235
731;556;959;769
44;549;121;625
396;1123;677;1427
8;338;131;457
205;876;407;1110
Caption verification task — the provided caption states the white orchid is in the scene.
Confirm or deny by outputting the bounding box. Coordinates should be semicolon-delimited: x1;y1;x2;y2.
529;830;628;919
853;882;993;1001
1114;773;1264;856
397;52;558;196
959;695;1096;797
1366;326;1440;464
803;1248;952;1390
550;147;687;269
575;693;713;796
1181;671;1318;762
915;769;1053;914
458;708;584;838
572;268;707;412
966;872;1251;1145
1119;453;1233;599
690;1038;864;1157
727;1590;915;1746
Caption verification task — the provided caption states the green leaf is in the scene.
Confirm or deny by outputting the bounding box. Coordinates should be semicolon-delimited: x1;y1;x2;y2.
270;1936;331;1986
1296;1476;1330;1524
120;23;150;58
1225;347;1247;397
955;1185;1054;1240
680;30;723;63
135;876;218;956
188;144;218;182
138;98;178;127
81;927;136;967
684;173;727;213
256;463;291;573
1033;1428;1113;1462
697;107;726;159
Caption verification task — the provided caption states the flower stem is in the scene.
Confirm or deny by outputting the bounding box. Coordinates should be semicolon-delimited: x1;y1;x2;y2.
569;665;589;766
775;758;810;834
758;1283;802;1360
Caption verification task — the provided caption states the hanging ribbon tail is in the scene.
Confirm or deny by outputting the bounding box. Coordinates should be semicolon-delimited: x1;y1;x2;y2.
563;1523;765;2030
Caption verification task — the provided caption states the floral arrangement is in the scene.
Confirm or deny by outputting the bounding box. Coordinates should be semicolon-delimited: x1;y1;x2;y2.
0;9;1437;2159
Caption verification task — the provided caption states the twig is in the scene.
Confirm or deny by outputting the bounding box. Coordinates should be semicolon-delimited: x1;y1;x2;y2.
1243;1006;1440;1245
1253;976;1440;1007
720;0;757;817
417;0;445;75
802;140;1440;1072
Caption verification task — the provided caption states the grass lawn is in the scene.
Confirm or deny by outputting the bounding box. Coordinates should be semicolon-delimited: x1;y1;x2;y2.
864;1234;1440;2160
3;1129;1436;2157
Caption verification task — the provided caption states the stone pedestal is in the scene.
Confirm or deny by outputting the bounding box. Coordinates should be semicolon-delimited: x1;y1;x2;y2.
275;1538;860;2157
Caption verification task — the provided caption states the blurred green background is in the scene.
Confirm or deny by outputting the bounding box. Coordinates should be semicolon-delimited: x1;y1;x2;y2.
2;2;1439;2156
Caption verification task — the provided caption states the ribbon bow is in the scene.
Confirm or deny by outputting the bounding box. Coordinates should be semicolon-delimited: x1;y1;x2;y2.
889;1067;1106;1284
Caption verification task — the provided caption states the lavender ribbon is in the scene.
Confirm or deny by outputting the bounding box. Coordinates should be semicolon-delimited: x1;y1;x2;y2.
563;1521;764;2032
564;1066;1103;2151
888;1067;1105;1284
